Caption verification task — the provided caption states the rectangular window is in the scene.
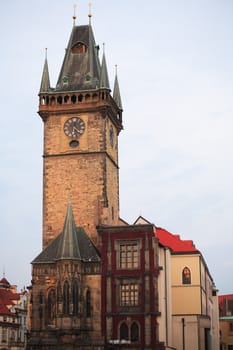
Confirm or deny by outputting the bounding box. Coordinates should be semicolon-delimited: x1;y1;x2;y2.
2;328;7;342
119;242;139;269
229;322;233;332
120;283;139;306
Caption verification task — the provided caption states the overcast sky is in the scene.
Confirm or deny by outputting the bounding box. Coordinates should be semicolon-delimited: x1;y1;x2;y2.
0;1;232;294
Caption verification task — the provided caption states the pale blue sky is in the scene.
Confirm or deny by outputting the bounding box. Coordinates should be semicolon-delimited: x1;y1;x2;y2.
0;1;232;294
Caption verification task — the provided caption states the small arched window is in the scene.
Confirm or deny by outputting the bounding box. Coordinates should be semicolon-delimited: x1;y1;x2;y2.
73;280;79;315
86;290;91;317
120;322;128;340
48;289;56;322
131;322;139;342
182;267;191;284
63;281;69;314
57;282;62;302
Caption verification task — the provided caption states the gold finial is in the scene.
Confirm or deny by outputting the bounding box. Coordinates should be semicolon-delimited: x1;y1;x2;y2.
73;4;77;25
88;2;92;24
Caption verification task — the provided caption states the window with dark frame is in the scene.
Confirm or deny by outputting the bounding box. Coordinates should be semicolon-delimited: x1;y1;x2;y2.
119;321;140;343
119;242;139;269
120;283;139;306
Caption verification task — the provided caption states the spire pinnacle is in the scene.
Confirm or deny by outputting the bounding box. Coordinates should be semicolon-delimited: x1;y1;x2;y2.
113;64;123;110
73;3;77;25
39;49;51;93
100;44;110;89
88;2;92;25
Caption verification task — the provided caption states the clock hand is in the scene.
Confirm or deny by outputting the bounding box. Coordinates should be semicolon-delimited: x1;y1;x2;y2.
73;126;80;133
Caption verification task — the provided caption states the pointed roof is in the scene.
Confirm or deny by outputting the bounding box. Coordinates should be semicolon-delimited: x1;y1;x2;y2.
113;69;123;110
39;56;50;93
32;201;100;264
0;277;10;288
55;24;101;92
100;50;110;89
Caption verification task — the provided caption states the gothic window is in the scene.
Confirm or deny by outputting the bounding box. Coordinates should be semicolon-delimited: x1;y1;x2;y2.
86;290;91;317
120;283;139;306
63;281;69;314
78;94;83;102
120;322;128;340
119;242;139;269
57;96;62;104
182;267;191;284
57;282;62;302
48;289;56;322
64;95;69;103
131;322;139;342
119;321;140;342
73;280;79;315
38;291;44;304
71;95;76;104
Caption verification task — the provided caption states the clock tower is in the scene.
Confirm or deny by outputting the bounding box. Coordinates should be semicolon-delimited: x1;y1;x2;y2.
39;21;123;248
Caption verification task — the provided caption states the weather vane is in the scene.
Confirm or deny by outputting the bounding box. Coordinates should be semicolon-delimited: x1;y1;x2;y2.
88;2;92;24
73;3;77;25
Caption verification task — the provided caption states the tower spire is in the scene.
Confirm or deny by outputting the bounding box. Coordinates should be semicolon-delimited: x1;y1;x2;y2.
39;48;50;93
113;65;123;110
100;43;110;89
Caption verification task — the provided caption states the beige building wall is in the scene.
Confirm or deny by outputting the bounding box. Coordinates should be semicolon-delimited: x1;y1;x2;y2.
171;254;202;314
157;247;173;348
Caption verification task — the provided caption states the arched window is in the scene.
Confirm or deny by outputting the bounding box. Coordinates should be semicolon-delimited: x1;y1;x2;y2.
131;322;139;342
73;280;79;315
182;267;191;284
38;291;43;304
63;281;69;314
71;95;76;104
78;94;83;102
120;322;128;340
86;290;91;317
57;282;62;302
57;96;62;104
48;289;56;322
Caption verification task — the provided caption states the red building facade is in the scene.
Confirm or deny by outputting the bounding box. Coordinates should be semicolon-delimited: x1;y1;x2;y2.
99;224;165;349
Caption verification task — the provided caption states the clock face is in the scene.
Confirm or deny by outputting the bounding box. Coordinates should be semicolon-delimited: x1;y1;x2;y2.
64;117;85;138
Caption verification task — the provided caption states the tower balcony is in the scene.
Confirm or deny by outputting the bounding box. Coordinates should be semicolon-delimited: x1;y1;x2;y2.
38;89;122;131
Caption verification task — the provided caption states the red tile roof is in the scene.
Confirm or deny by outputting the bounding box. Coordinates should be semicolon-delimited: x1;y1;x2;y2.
156;227;199;253
218;294;233;303
0;277;21;316
0;301;11;315
0;277;10;286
